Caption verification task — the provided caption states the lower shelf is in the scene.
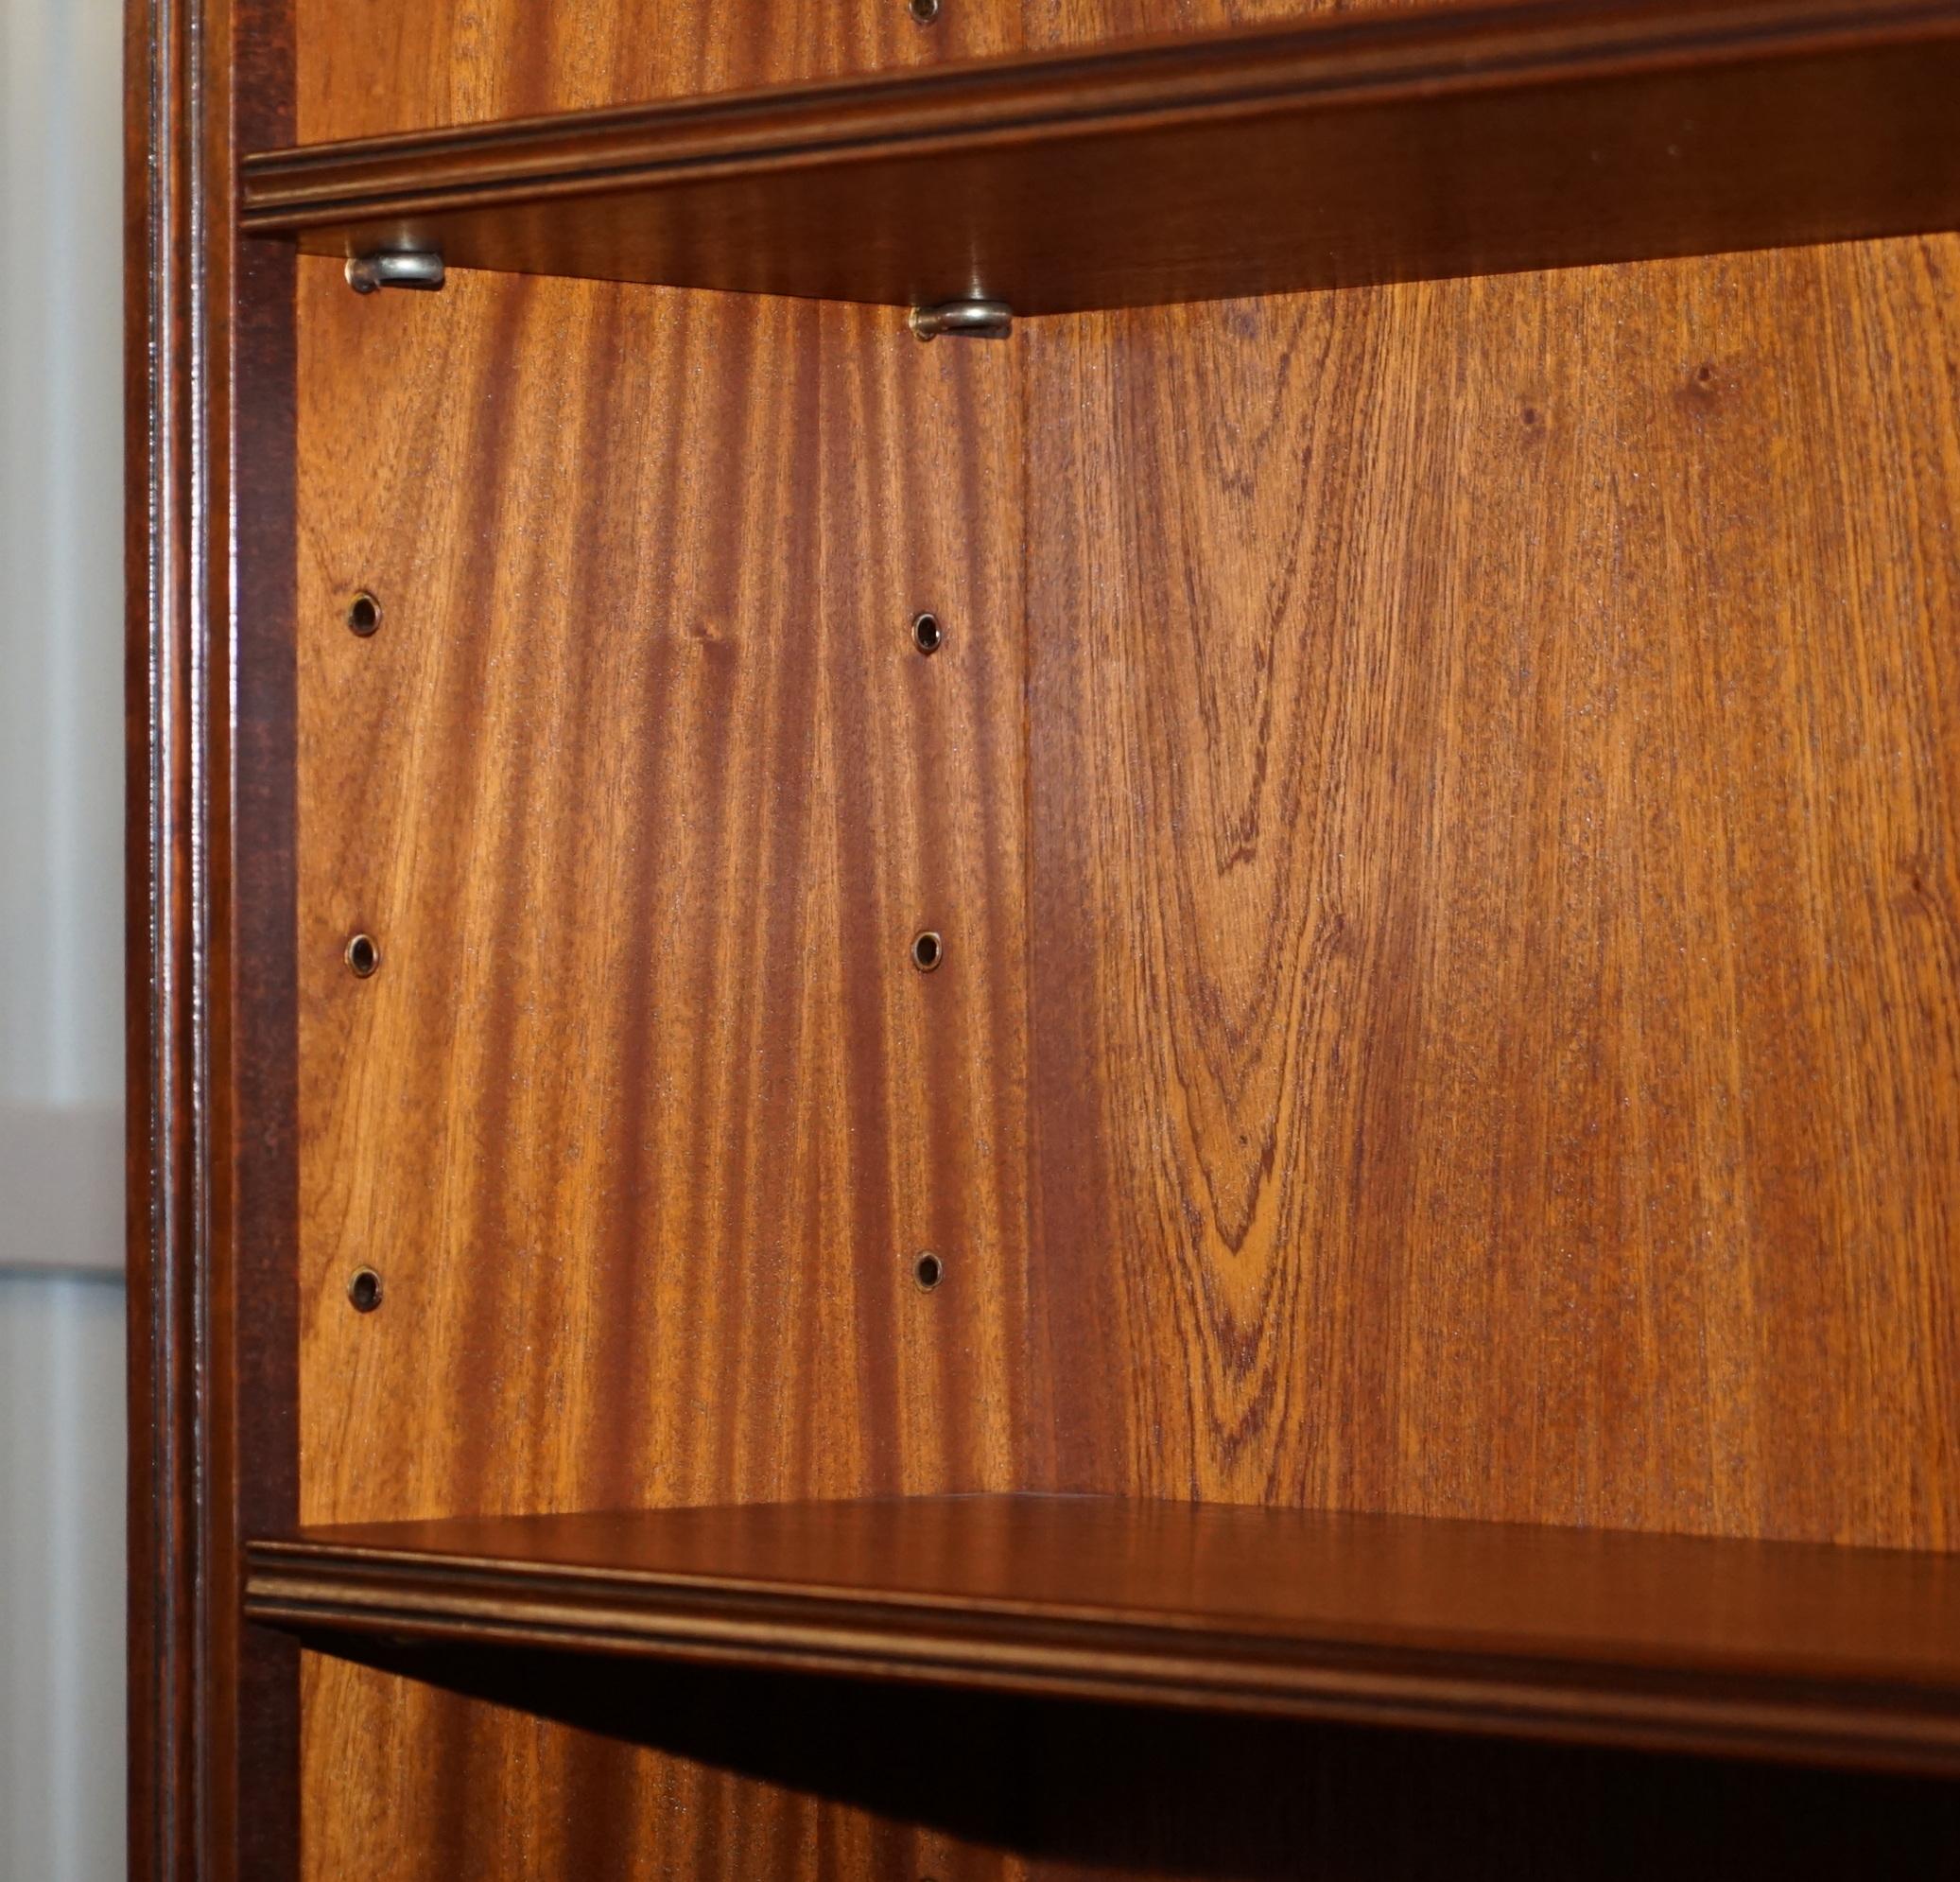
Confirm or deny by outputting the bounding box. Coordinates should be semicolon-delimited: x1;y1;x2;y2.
246;1495;1960;1774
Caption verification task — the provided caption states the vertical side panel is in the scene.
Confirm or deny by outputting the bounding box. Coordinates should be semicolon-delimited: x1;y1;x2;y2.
232;166;303;1882
293;270;1031;1874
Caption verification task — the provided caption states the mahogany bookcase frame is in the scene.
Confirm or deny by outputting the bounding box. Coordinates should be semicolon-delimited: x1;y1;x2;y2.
128;1;1960;1876
127;1;300;1875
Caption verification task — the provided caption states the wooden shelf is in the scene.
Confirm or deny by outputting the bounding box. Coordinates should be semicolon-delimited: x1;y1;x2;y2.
247;1495;1960;1773
238;0;1960;315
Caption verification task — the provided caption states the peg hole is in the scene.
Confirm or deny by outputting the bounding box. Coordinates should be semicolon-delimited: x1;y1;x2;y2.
911;930;943;973
910;0;940;21
344;932;381;978
346;591;381;636
913;1251;944;1291
347;1266;383;1313
911;612;943;654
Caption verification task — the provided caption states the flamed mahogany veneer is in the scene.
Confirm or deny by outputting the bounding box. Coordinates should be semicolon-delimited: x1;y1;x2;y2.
246;1496;1960;1774
240;0;1960;313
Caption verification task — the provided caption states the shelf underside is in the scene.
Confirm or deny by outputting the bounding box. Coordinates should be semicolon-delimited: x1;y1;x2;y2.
248;1495;1960;1773
239;0;1960;313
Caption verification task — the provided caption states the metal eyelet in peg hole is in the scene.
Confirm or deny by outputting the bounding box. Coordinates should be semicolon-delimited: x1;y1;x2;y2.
911;930;944;973
347;1266;384;1313
909;300;1012;341
346;590;381;636
344;932;382;978
909;0;939;23
345;251;446;295
912;1251;945;1292
911;611;944;655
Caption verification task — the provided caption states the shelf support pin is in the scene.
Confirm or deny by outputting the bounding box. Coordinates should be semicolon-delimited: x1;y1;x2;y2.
345;251;447;296
910;299;1013;341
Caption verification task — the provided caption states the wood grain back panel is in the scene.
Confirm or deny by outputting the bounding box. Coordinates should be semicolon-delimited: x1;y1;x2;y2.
1028;235;1960;1549
291;0;1486;141
294;0;1026;140
1023;0;1494;50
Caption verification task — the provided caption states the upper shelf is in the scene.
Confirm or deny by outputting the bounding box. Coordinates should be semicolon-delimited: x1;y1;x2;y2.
239;0;1960;315
247;1494;1960;1773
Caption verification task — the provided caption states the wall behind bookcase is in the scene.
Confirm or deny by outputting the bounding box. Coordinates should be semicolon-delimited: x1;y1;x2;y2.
0;1;127;1879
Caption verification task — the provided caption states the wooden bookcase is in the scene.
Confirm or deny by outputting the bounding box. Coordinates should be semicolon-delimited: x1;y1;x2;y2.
130;0;1960;1874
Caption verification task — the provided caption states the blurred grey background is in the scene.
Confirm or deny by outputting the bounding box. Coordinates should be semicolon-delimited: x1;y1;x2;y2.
1;0;130;1876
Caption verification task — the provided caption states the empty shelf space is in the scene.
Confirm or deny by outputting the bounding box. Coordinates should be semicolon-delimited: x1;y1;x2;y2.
246;1494;1960;1773
238;0;1960;314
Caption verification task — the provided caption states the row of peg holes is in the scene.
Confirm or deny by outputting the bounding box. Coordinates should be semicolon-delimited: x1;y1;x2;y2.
337;591;952;1304
909;604;945;1294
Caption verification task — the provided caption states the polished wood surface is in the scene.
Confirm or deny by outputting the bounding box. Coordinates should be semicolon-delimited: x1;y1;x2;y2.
250;1496;1960;1770
249;1;1960;315
1029;236;1960;1550
294;0;1023;143
127;0;301;1877
285;236;1960;1872
290;251;1034;1877
294;257;1029;1521
291;0;1477;144
133;0;1960;1873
